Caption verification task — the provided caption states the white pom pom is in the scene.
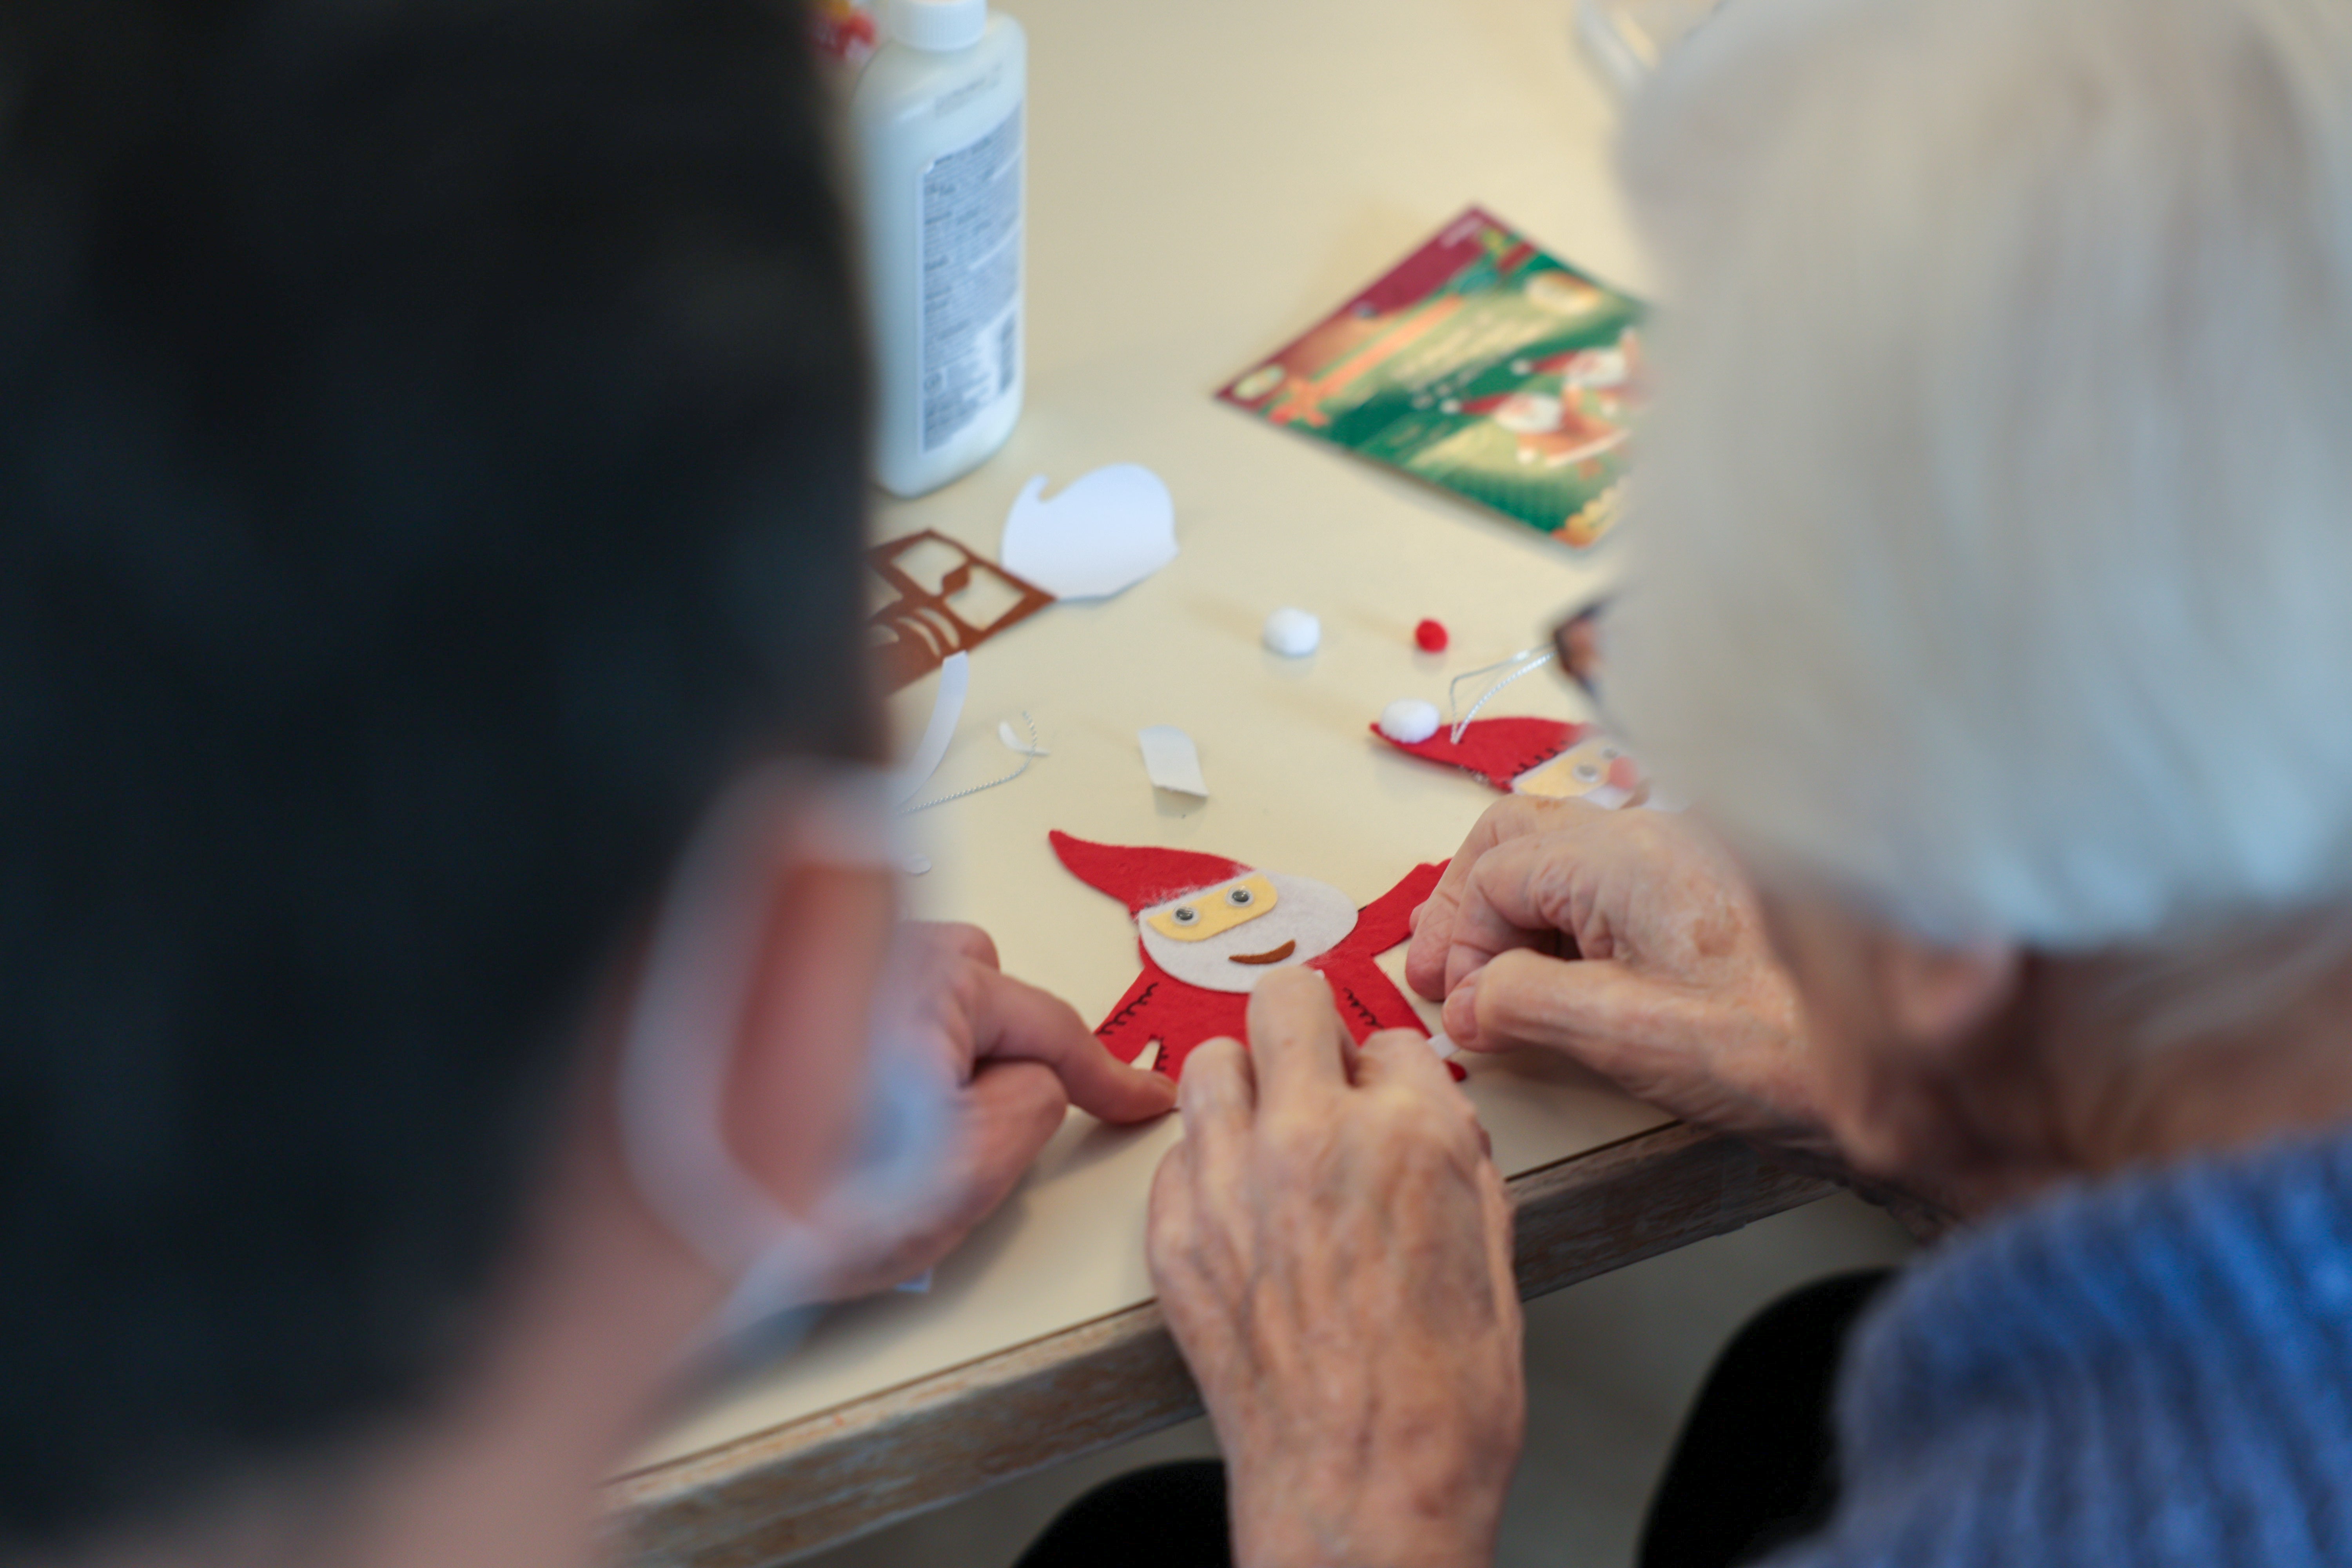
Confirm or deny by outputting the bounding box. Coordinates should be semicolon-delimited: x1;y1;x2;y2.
1261;606;1321;657
1379;699;1441;744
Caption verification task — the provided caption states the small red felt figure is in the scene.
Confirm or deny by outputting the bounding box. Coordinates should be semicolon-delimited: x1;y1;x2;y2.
1049;831;1451;1083
1454;327;1645;470
1372;710;1650;808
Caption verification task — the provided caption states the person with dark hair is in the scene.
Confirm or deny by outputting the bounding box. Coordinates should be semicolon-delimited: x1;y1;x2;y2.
0;1;1536;1564
0;1;1201;1560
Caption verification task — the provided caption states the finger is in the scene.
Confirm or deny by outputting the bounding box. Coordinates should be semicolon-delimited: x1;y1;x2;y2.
1353;1026;1464;1099
1176;1035;1255;1159
1244;966;1352;1113
1337;1025;1363;1086
1357;1029;1497;1163
1440;831;1601;995
1446;945;1655;1063
948;1060;1070;1216
1143;1140;1199;1289
960;964;1177;1123
913;921;1000;969
833;1062;1065;1294
1172;1038;1261;1250
1405;796;1572;1000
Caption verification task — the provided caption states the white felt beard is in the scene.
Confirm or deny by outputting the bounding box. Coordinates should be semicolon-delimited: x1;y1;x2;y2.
1137;872;1360;995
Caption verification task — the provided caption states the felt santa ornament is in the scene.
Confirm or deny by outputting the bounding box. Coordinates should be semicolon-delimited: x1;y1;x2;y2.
1049;831;1452;1083
1507;329;1643;405
1455;388;1627;469
1450;327;1641;470
1371;707;1649;808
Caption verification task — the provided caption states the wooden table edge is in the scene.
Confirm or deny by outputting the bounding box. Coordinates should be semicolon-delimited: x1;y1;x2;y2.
605;1122;1837;1568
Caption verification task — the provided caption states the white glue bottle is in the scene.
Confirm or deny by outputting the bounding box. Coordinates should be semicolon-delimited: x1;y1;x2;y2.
851;0;1027;498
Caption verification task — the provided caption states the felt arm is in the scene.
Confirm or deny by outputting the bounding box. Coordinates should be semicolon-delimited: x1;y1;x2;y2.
1324;960;1429;1039
1317;955;1465;1079
1352;860;1448;955
1090;967;1167;1066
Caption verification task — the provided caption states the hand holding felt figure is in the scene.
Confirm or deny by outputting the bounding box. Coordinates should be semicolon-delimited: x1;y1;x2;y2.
815;922;1178;1299
1049;831;1454;1083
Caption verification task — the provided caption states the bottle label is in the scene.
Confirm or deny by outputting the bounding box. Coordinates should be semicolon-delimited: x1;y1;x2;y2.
919;105;1022;453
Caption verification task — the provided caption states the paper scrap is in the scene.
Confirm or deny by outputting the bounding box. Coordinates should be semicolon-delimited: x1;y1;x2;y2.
1138;724;1207;797
889;652;969;808
998;720;1050;757
1000;464;1178;600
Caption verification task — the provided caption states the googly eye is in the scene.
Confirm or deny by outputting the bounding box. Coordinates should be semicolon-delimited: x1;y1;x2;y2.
1574;764;1600;782
1601;746;1620;760
1225;887;1254;907
1171;906;1200;926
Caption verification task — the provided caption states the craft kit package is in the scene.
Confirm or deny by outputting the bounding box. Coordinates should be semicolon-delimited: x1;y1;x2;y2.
851;0;1027;497
1218;207;1644;548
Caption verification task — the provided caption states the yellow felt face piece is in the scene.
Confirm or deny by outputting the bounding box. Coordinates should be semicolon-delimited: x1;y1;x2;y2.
1515;742;1624;800
1144;874;1280;942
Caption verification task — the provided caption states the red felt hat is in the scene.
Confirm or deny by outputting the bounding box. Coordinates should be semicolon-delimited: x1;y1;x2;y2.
1049;831;1253;917
1370;715;1591;793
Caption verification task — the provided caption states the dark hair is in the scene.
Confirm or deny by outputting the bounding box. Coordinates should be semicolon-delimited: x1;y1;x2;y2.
0;0;875;1550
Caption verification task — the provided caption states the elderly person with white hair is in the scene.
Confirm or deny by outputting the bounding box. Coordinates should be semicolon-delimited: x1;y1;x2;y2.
1083;0;2352;1565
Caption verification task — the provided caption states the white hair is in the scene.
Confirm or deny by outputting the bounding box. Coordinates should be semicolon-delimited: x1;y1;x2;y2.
1607;0;2352;948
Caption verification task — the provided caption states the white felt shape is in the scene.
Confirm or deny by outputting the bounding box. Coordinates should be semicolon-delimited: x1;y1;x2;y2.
889;652;969;807
1138;871;1360;994
1379;698;1442;744
999;464;1178;600
1138;724;1208;797
1261;606;1321;657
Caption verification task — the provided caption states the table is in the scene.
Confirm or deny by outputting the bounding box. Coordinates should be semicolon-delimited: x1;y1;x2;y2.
605;1;1841;1561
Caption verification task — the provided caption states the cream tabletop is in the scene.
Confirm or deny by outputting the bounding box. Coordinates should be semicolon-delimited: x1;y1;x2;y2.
632;0;1669;1474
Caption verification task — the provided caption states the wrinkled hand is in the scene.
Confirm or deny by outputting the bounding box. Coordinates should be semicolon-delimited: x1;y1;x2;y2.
1406;797;1836;1162
1147;969;1523;1568
822;923;1175;1298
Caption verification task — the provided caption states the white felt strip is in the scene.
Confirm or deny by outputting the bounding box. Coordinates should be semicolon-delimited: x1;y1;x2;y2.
889;652;969;807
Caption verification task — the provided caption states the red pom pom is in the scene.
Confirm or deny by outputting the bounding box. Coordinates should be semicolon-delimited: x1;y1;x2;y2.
1414;618;1450;652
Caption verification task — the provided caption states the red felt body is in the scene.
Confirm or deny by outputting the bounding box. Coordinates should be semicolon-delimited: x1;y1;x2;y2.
1369;714;1588;793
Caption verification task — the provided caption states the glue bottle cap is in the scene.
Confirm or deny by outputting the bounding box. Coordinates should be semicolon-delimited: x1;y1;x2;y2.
886;0;987;51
